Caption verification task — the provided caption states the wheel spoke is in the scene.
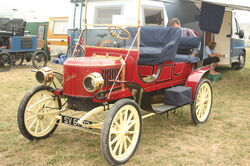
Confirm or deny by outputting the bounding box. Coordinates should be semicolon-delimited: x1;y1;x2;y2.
196;101;202;106
123;109;128;124
118;139;124;155
126;136;132;144
127;120;136;130
196;106;201;117
111;134;121;145
128;131;137;135
44;99;54;108
113;138;122;154
40;120;45;133
110;130;123;135
201;108;205;117
126;112;133;125
28;97;52;110
119;112;124;126
26;114;37;121
124;138;128;151
204;97;210;102
204;90;209;98
113;120;120;127
29;117;38;129
35;119;40;133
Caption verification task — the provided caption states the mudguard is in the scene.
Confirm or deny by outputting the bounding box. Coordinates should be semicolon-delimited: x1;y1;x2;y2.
185;66;212;99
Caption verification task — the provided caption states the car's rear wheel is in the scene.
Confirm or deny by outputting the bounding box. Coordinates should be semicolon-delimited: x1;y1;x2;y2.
17;86;61;140
191;79;213;124
101;99;142;165
0;52;12;72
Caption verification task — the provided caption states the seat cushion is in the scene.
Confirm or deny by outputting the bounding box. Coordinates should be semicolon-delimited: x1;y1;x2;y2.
137;27;182;65
140;47;162;55
175;54;200;63
179;36;201;49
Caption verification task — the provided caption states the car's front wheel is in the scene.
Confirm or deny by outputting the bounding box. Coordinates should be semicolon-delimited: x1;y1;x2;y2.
101;99;142;165
17;86;61;140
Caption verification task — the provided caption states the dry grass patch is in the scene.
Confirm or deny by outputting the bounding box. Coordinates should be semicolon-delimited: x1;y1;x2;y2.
0;51;250;166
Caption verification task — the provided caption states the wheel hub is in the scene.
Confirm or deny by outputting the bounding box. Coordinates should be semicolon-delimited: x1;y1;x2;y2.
37;115;44;120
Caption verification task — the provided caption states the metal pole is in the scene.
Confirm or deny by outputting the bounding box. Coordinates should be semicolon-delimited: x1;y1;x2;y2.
73;2;76;29
80;0;84;29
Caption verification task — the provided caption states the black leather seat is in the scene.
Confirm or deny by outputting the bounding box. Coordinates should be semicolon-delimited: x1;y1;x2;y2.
125;26;200;65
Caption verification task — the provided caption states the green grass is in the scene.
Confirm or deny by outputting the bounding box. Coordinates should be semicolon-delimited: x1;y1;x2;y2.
0;51;250;166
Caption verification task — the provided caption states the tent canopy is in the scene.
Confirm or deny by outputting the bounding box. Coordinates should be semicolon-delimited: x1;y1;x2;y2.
193;0;250;11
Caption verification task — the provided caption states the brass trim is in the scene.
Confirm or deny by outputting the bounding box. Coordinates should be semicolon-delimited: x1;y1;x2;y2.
85;46;138;51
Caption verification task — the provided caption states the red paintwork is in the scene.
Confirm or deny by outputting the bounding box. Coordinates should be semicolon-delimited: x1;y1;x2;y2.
157;65;172;82
93;87;133;103
52;89;63;96
63;45;205;101
185;66;213;99
63;56;122;97
131;61;193;92
138;65;154;76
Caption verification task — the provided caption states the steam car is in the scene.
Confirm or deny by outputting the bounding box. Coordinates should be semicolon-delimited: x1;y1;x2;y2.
17;0;213;165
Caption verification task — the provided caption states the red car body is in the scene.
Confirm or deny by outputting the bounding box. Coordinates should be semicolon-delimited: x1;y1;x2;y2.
63;46;211;104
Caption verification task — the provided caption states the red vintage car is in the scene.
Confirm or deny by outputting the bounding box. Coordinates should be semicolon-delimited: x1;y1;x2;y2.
17;0;213;165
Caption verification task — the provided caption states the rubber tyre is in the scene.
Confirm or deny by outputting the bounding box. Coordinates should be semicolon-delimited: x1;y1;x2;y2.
191;78;213;124
0;52;12;72
32;50;48;69
101;99;142;165
17;86;61;141
67;45;85;57
231;51;246;70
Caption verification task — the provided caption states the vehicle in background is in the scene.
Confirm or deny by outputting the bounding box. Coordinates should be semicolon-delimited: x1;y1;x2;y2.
25;22;51;60
158;0;247;70
0;18;48;71
47;17;68;56
210;11;246;70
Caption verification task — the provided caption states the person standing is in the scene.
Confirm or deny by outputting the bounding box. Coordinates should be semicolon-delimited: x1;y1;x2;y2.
169;18;199;37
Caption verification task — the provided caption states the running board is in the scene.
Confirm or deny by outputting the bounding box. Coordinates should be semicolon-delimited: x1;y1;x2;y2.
152;103;191;114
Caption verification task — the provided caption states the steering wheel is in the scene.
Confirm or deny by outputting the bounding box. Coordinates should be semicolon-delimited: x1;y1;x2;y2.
108;26;130;40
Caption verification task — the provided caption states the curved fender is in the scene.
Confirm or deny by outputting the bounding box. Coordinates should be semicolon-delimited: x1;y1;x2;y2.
185;66;212;99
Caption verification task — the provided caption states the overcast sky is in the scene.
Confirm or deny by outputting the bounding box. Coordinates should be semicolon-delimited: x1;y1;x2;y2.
0;0;73;21
0;0;250;23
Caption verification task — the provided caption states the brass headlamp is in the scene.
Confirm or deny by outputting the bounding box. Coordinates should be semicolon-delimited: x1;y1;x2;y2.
35;67;54;84
83;72;104;93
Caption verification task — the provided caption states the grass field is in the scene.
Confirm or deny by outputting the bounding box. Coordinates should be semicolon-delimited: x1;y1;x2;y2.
0;51;250;166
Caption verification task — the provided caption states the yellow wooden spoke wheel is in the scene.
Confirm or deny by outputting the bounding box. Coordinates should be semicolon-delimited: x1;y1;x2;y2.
191;79;213;124
18;86;60;140
101;99;142;165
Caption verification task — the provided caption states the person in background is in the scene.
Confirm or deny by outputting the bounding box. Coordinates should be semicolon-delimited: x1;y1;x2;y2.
169;18;199;37
203;41;226;75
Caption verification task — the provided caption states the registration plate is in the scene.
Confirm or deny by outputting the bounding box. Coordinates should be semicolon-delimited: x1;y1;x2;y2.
61;115;92;130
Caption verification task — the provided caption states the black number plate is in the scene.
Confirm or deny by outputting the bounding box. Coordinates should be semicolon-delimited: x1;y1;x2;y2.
61;115;92;130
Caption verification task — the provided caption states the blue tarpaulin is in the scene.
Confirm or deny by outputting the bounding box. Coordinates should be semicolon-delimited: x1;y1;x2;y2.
199;2;225;34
